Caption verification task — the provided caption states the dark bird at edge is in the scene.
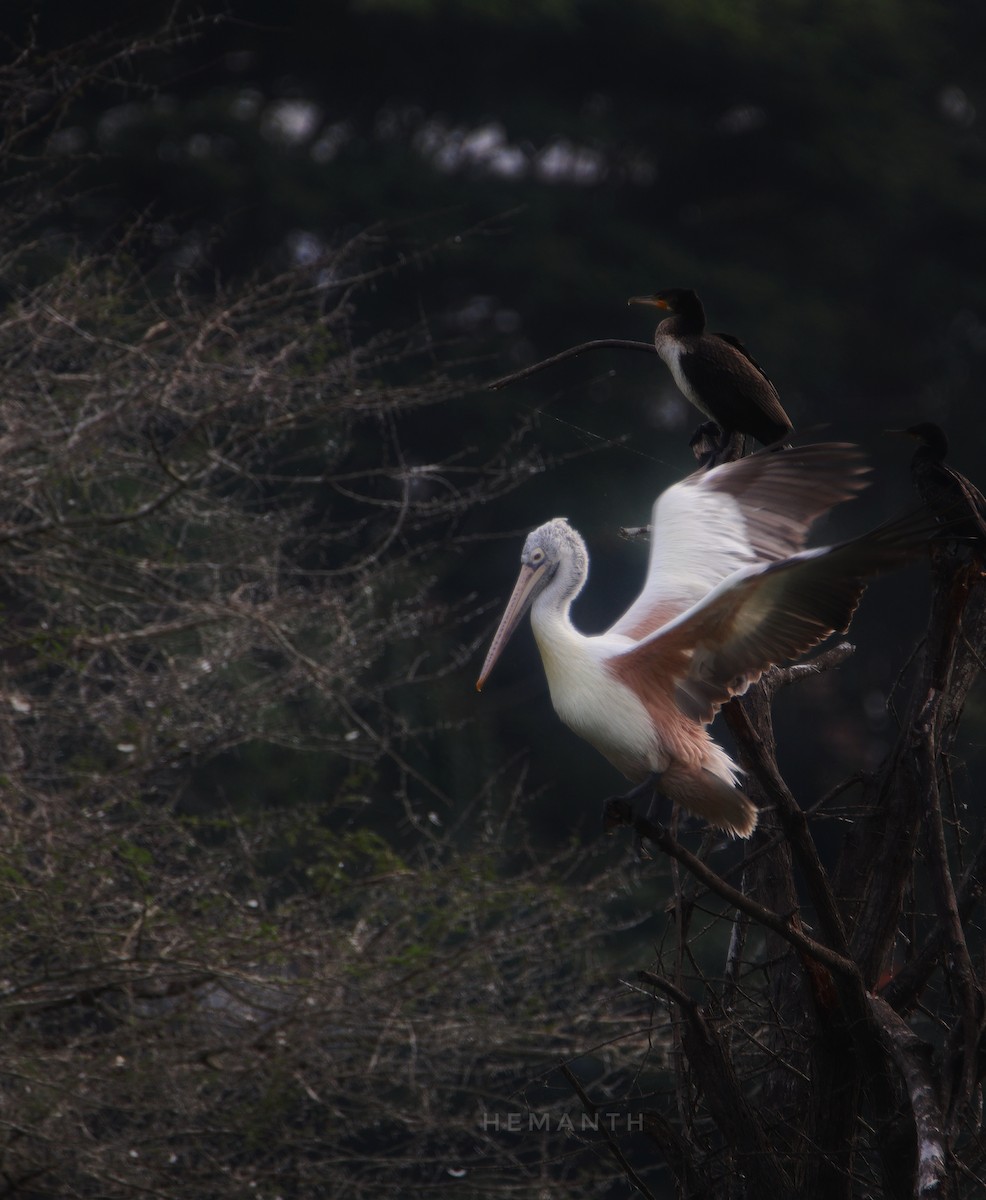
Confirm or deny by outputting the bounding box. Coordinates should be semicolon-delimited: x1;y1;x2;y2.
628;288;793;449
896;421;986;556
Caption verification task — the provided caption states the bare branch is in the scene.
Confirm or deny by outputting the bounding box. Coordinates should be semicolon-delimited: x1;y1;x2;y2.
486;338;656;390
560;1064;660;1200
605;799;859;979
870;995;953;1199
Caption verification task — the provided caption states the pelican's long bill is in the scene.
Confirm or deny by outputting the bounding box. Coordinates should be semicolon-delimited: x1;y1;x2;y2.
475;560;546;691
627;295;670;309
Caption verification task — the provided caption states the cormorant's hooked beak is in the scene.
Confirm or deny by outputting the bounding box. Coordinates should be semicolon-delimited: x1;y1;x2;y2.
476;561;547;691
627;295;670;310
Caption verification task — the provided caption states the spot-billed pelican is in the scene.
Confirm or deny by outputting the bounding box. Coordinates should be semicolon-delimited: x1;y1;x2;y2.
477;444;926;838
628;288;792;447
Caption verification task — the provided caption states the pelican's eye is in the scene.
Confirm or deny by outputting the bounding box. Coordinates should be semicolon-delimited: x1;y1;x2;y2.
529;547;545;565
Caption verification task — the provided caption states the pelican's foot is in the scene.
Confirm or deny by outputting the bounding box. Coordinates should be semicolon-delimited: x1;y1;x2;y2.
602;795;635;833
602;774;662;859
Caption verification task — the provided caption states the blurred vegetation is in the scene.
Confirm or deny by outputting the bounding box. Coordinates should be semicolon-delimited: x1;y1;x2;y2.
11;0;981;817
2;2;986;1194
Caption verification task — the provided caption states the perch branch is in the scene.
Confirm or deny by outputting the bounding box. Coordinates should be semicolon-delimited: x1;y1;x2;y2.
605;800;858;979
761;640;856;693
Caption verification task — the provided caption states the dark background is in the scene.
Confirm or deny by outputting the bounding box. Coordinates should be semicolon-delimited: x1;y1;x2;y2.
9;0;986;832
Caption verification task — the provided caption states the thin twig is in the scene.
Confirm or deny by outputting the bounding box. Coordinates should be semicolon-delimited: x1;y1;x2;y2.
487;338;656;391
724;698;851;957
605;800;859;980
559;1064;659;1200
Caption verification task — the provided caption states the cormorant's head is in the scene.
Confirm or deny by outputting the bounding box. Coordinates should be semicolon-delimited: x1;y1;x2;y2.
628;287;700;313
902;422;949;458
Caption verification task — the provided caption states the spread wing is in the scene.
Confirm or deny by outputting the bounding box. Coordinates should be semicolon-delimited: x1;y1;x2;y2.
607;508;931;725
607;443;869;641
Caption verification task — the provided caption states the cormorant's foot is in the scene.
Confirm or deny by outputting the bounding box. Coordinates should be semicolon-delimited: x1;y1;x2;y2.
690;423;748;469
710;430;747;467
689;421;722;469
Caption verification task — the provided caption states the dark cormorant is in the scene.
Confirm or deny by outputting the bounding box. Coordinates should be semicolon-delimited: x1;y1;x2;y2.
898;422;986;556
628;288;792;447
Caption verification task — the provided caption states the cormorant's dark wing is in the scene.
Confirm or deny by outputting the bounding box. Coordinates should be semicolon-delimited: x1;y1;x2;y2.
678;334;791;444
714;332;776;387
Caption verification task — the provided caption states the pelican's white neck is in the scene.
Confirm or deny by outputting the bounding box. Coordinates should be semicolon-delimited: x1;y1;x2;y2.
529;555;589;668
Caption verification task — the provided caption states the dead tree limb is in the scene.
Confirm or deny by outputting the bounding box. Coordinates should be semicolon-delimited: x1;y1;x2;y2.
638;970;796;1195
870;994;954;1200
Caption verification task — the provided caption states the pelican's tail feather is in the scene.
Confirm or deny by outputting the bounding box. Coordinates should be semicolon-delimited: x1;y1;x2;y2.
661;762;758;839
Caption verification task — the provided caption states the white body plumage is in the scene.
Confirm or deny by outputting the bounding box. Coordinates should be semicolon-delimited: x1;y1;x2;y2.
529;605;665;782
476;443;918;839
653;332;708;419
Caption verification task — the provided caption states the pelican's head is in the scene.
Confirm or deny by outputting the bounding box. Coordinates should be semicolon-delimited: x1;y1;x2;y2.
475;518;587;691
